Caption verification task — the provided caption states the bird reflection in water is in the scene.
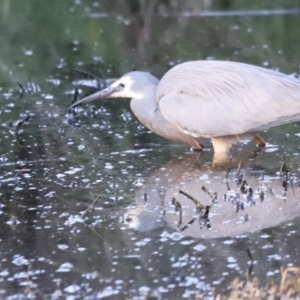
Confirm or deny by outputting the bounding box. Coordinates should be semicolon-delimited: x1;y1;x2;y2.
127;152;298;238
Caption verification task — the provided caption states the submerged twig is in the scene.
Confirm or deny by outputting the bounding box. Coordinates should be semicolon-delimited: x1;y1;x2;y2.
225;156;232;180
246;248;254;281
179;190;205;212
81;193;101;217
235;161;242;179
180;218;195;232
17;82;26;98
14;115;31;135
171;197;182;228
202;186;217;204
72;87;79;104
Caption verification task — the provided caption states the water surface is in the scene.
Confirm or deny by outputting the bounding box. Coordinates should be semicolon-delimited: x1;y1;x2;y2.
1;1;300;298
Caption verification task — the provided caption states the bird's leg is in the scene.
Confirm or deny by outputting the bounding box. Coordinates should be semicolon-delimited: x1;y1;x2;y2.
253;134;266;147
247;134;266;160
211;137;233;153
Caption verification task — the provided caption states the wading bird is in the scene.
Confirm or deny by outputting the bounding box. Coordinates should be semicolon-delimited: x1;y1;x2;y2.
70;61;300;152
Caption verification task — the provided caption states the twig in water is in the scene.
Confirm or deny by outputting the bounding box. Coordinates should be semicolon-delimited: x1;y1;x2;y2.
202;186;218;204
246;248;254;281
179;190;205;212
14;115;31;135
81;193;101;217
235;160;242;179
225;156;232;180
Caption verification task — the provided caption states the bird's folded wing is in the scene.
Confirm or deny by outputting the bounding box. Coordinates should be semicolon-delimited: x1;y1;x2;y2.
157;61;300;137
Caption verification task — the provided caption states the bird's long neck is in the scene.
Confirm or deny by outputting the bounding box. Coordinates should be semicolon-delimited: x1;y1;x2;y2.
130;84;201;149
130;86;159;130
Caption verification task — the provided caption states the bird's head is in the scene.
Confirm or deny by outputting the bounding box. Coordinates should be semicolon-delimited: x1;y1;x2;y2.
70;71;159;108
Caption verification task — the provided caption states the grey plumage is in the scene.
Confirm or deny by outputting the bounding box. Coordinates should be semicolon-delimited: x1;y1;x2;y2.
70;60;300;152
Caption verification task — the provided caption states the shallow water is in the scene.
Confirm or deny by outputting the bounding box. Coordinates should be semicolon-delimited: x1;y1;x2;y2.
1;0;300;299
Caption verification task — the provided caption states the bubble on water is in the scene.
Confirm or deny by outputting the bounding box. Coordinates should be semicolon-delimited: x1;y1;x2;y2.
57;244;69;250
57;262;73;273
96;286;119;298
135;238;151;247
268;254;281;261
46;78;61;86
64;167;83;175
24;50;33;55
45;191;56;197
199;174;209;181
64;284;80;293
12;255;29;266
56;174;66;179
52;290;63;298
180;240;194;245
223;239;234;245
227;257;237;263
169;232;184;241
265;147;278;153
193;244;206;252
139;286;151;295
64;215;84;226
42;94;54;99
0;270;9;277
133;178;144;186
260;234;270;238
105;163;114;169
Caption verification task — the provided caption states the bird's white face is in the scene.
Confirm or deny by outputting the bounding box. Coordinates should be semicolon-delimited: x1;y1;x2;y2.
108;71;159;100
109;75;143;99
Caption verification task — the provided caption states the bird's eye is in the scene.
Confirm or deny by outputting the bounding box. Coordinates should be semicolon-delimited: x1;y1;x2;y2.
119;83;125;88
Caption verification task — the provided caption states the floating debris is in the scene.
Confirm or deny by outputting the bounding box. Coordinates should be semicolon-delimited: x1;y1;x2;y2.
65;109;81;128
199;205;211;229
72;87;79;104
259;191;264;202
76;68;107;90
179;189;205;212
201;186;218;204
235;173;243;186
16;82;26;98
171;197;181;211
239;178;249;194
81;193;101;217
180;218;195;232
14;115;31;135
235;201;244;213
171;197;182;228
246;248;254;280
84;105;96;119
3;115;31;136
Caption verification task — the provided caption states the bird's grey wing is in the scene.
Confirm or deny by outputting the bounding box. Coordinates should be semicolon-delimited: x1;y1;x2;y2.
156;61;300;137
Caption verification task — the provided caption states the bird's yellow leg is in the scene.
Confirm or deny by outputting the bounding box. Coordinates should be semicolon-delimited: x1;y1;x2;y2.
211;137;233;153
253;134;266;147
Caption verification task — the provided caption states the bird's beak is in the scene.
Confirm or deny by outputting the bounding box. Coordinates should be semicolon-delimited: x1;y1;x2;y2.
69;85;119;109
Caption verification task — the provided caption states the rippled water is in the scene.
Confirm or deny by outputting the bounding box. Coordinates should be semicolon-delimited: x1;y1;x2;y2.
1;1;300;299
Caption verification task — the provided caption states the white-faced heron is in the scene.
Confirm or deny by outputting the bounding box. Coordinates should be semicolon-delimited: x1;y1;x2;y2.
70;60;300;152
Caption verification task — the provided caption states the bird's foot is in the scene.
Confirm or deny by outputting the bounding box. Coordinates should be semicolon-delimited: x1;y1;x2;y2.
253;134;266;147
191;147;203;153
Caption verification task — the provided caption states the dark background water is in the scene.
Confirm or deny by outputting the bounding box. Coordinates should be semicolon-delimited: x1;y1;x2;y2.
1;0;300;299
